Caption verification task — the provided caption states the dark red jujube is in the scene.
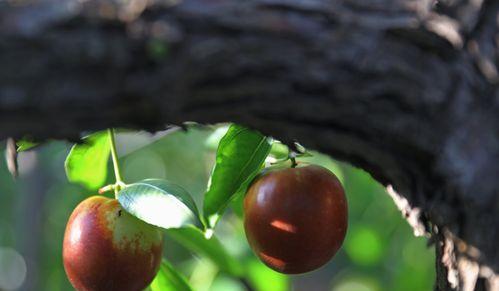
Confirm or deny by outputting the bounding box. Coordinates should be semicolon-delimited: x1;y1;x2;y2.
244;165;348;274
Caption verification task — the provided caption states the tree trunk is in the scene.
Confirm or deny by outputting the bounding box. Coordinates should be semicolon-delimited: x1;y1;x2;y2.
0;0;497;289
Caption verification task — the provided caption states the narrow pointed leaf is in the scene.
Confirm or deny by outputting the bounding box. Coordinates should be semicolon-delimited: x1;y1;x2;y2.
16;139;39;152
166;226;243;277
65;131;110;190
203;124;272;227
118;179;202;229
149;260;193;291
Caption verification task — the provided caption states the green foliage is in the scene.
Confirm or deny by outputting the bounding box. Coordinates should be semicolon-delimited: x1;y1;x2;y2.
204;126;229;151
118;179;202;230
120;129;212;202
166;227;244;277
228;192;245;219
203;125;272;228
65;131;110;190
0;126;436;291
149;260;193;291
16;139;39;152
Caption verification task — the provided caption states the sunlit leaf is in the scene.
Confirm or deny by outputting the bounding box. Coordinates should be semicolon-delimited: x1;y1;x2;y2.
118;179;202;229
16;139;39;152
65;131;110;190
203;124;272;228
166;226;244;277
204;125;230;151
149;260;193;291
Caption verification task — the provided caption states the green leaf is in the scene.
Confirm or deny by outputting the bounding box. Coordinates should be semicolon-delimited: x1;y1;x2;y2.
118;179;202;229
229;191;245;218
203;124;272;228
16;139;39;152
166;226;243;277
65;131;110;190
149;260;193;291
204;125;230;151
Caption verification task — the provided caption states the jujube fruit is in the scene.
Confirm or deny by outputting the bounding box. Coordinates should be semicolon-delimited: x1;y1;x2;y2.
63;196;163;291
244;165;348;274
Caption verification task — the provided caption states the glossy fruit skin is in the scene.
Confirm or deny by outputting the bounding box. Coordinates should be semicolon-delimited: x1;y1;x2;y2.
244;165;348;274
63;196;163;291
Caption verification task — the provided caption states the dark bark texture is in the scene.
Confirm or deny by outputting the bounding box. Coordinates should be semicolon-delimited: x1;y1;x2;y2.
0;0;498;289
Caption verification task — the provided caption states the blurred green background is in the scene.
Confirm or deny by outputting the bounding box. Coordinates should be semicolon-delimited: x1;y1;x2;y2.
0;126;435;291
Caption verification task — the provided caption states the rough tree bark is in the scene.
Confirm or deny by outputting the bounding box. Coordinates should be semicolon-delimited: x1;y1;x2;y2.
0;0;497;289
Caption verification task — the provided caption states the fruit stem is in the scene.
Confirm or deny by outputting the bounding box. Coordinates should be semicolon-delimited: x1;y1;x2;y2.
108;128;124;194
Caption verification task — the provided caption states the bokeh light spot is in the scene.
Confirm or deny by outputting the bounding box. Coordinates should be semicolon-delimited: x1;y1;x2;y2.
0;247;27;290
344;226;383;266
332;276;380;291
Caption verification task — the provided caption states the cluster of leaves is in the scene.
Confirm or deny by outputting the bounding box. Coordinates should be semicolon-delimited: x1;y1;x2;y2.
11;126;436;291
61;124;273;290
